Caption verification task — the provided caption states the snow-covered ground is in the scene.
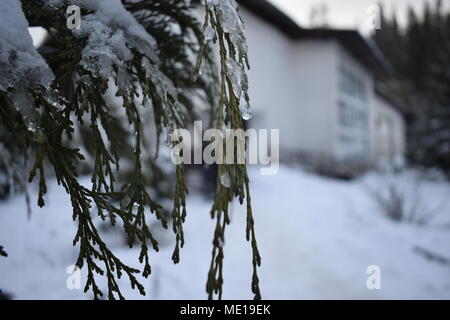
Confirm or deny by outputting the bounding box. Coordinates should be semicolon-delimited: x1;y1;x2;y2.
1;166;450;300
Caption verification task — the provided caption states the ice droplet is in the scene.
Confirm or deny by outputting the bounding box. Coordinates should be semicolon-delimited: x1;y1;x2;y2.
163;127;173;147
144;58;178;100
142;96;150;108
220;172;231;188
240;97;252;120
226;59;244;99
28;121;37;133
212;0;242;34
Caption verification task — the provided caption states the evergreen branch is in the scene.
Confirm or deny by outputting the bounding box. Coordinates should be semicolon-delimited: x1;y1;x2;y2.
1;0;260;300
203;1;261;300
171;164;188;264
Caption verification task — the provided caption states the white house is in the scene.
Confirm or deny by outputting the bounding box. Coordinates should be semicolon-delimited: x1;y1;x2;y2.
238;0;407;172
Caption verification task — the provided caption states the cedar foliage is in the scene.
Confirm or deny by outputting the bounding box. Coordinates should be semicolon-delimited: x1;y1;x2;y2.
0;0;261;300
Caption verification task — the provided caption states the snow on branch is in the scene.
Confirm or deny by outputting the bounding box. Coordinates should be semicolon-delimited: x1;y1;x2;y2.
0;0;54;92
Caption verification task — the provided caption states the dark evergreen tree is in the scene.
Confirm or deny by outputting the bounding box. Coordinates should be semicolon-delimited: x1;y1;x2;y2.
373;0;450;176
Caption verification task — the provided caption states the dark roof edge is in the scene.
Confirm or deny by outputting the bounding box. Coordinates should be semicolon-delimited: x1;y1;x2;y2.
295;28;391;78
238;0;391;78
375;83;409;117
237;0;302;38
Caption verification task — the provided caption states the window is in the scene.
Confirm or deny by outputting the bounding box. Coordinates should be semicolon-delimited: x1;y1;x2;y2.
338;64;367;102
338;100;368;130
336;63;370;160
338;133;370;161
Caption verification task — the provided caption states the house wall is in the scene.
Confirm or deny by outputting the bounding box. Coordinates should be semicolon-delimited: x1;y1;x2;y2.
290;40;336;156
333;42;375;163
240;7;407;168
333;43;407;168
241;8;335;160
372;95;406;168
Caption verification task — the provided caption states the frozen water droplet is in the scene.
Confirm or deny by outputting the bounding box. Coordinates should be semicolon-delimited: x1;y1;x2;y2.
226;59;244;99
197;62;208;76
220;172;231;188
211;0;242;34
217;237;224;248
28;121;37;133
163;127;173;147
165;137;172;147
240;97;252;120
142;96;150;108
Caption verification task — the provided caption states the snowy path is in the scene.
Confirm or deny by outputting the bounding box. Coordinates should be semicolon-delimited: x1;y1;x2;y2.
1;167;450;299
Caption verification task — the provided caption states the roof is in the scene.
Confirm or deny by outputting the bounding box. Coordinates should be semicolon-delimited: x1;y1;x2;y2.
375;82;410;118
237;0;409;116
237;0;302;37
237;0;391;78
295;29;392;79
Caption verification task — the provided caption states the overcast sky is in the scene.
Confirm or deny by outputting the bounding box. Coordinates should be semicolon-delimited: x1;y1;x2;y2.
269;0;449;35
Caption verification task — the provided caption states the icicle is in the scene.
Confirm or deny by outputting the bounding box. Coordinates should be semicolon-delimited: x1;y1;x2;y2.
206;0;250;99
217;237;224;248
46;90;65;111
162;127;173;147
220;171;231;188
142;57;177;104
28;121;37;133
142;95;150;108
213;0;243;34
226;59;244;99
116;66;132;96
198;64;204;75
240;96;252;120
